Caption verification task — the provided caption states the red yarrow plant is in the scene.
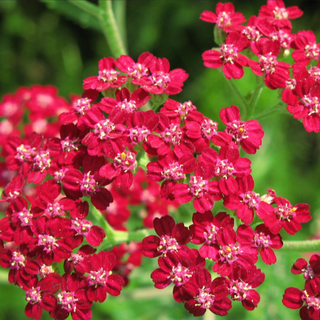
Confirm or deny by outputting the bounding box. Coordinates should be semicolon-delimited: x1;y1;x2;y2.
0;1;318;320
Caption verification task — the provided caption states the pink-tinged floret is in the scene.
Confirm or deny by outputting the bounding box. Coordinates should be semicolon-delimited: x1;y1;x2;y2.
139;57;188;95
283;278;320;320
96;87;150;118
142;215;191;258
190;211;233;259
202;32;249;80
249;38;291;90
83;57;127;92
291;255;320;280
180;267;232;316
210;227;257;277
82;251;125;303
257;196;311;235
287;80;320;132
227;266;265;310
116;52;154;85
291;31;320;66
200;2;246;31
220;105;264;154
237;224;283;265
258;0;303;30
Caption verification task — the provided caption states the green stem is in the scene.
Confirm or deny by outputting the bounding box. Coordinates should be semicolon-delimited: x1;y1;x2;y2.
99;229;155;250
282;239;320;253
136;149;149;172
98;0;127;57
113;0;127;52
90;202;155;250
253;102;288;121
213;24;224;46
89;203;115;236
67;0;102;18
246;76;264;120
220;70;248;118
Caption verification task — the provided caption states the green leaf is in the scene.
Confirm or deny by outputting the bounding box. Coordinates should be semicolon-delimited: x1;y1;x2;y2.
40;0;101;31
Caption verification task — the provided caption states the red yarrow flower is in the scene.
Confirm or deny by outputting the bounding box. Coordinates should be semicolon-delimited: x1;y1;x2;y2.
151;248;205;302
199;144;252;196
249;38;291;90
181;267;232;316
61;156;113;210
139;57;188;95
50;273;92;320
126;110;158;146
0;245;39;290
190;211;234;260
29;216;74;265
223;175;274;225
291;31;320;66
143;114;192;157
258;0;303;30
96;87;150;118
146;146;196;200
183;111;231;154
200;2;246;31
220;105;264;154
58;90;99;131
81;251;125;303
99;150;138;189
287;80;320;132
116;52;154;84
24;273;61;320
291;255;320;281
211;228;257;276
227;266;265;310
160;99;197;125
257;196;311;235
64;245;96;275
283;278;320;320
237;224;283;265
83;57;127;92
142;215;191;258
202;32;249;79
0;175;24;203
174;161;222;213
65;200;106;248
81;107;127;157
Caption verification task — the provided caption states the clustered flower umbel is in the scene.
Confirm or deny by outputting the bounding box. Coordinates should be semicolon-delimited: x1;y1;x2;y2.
0;0;316;319
201;0;320;133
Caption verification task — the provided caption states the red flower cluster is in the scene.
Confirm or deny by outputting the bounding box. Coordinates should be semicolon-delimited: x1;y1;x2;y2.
201;0;320;132
0;47;311;319
142;214;267;316
283;255;320;320
0;1;316;319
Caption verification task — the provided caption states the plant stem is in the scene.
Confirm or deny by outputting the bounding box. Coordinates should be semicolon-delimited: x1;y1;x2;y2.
247;76;264;120
213;24;224;46
90;203;114;236
282;239;320;252
99;228;155;250
67;0;127;57
253;102;288;121
90;204;155;250
113;0;127;52
220;70;248;118
98;0;127;57
67;0;102;18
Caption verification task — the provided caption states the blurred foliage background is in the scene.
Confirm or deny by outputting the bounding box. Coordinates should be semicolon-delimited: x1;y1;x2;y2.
1;0;320;319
